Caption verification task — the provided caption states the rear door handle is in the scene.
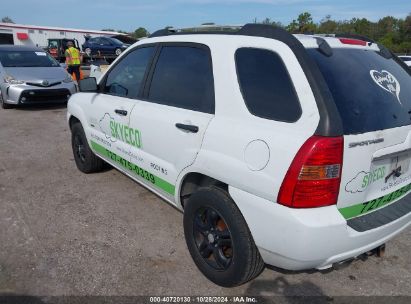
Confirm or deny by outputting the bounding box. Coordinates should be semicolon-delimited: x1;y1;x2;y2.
175;123;199;133
115;109;128;116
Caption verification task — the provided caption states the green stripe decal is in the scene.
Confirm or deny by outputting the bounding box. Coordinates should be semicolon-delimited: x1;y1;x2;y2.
90;140;175;195
338;182;411;220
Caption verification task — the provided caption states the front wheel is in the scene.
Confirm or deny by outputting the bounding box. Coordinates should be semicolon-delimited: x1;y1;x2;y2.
71;122;105;173
183;186;265;287
1;97;13;109
115;48;122;56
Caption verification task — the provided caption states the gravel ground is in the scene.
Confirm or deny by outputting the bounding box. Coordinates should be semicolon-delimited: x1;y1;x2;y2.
0;104;410;302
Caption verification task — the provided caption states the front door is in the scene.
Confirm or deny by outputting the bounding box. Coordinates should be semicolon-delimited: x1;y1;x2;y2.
84;46;156;166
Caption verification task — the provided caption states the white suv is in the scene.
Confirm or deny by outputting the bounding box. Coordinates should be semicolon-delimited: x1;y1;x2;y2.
67;24;411;287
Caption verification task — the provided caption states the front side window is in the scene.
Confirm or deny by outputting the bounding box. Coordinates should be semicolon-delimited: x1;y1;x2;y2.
104;46;154;99
235;48;302;122
148;45;215;113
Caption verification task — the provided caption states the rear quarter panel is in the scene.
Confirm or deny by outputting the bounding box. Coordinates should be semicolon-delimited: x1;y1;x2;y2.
176;36;321;204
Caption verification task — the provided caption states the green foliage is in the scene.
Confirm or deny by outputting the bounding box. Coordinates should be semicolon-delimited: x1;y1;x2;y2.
258;12;411;53
132;27;149;39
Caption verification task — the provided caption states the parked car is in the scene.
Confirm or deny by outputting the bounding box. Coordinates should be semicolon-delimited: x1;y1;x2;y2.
82;36;130;57
67;24;411;287
0;45;77;109
398;55;411;67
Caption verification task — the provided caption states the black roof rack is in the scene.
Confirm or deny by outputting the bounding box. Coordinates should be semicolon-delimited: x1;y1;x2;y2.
148;23;343;136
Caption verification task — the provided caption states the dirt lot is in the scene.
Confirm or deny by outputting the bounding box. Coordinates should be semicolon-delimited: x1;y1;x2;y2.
0;104;410;301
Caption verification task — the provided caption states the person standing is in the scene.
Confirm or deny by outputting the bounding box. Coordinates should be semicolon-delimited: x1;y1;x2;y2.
65;41;81;81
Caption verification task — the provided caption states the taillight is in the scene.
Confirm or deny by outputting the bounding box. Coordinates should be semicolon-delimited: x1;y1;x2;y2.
339;38;367;46
277;136;344;208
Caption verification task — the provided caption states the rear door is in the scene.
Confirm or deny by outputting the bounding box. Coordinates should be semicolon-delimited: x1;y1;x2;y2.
128;43;215;199
309;47;411;221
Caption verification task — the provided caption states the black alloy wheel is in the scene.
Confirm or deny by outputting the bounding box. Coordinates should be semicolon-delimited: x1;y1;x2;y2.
193;206;233;270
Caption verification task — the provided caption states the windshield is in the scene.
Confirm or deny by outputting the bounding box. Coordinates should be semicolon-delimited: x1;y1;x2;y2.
0;50;60;67
308;48;411;134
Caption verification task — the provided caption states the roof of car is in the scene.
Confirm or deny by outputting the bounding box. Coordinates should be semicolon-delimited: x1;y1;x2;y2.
147;24;381;52
0;45;46;52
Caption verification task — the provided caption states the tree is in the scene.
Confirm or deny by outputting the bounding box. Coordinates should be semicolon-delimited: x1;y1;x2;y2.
262;11;411;53
133;27;149;39
318;15;338;33
1;16;14;23
286;12;317;33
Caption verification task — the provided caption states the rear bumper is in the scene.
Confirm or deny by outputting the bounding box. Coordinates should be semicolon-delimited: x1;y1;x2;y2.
0;82;77;105
229;186;411;270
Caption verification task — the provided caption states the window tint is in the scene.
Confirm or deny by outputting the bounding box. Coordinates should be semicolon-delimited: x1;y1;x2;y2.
308;48;411;134
148;46;214;113
100;38;111;45
235;48;302;122
0;51;59;67
104;47;154;99
400;57;411;62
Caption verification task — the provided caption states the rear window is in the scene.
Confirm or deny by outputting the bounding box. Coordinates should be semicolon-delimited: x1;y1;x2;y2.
235;48;302;122
0;50;59;67
308;48;411;134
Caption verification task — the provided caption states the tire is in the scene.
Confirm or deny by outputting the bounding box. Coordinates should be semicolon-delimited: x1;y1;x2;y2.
183;186;265;287
115;48;122;56
1;96;13;109
71;122;105;173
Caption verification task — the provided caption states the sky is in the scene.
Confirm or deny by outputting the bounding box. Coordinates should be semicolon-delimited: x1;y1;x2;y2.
1;0;410;33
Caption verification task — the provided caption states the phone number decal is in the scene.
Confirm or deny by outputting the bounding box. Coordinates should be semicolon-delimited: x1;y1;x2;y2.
90;140;175;195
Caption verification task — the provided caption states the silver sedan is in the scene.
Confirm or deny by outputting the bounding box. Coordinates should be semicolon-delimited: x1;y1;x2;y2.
0;45;77;109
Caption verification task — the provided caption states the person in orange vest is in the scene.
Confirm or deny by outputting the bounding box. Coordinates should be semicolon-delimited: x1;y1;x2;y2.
65;41;82;81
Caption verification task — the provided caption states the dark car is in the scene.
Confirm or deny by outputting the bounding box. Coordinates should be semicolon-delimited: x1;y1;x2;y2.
82;37;130;57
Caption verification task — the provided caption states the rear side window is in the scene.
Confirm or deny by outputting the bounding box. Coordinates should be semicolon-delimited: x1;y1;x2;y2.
235;48;302;122
308;48;411;134
148;45;214;113
104;46;154;98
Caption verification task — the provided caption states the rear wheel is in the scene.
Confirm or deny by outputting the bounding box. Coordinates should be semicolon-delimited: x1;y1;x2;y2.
183;186;265;287
71;122;105;173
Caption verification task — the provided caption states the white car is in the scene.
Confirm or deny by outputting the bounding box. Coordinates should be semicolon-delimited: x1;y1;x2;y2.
67;24;411;287
399;55;411;67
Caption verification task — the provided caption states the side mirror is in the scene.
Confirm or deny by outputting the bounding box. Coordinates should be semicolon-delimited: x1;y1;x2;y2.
78;77;98;92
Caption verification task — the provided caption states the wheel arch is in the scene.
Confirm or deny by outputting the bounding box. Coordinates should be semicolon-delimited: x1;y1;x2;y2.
178;171;228;209
68;115;81;130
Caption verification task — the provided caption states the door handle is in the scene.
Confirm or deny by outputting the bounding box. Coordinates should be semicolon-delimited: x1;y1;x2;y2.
175;123;199;133
115;109;128;116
